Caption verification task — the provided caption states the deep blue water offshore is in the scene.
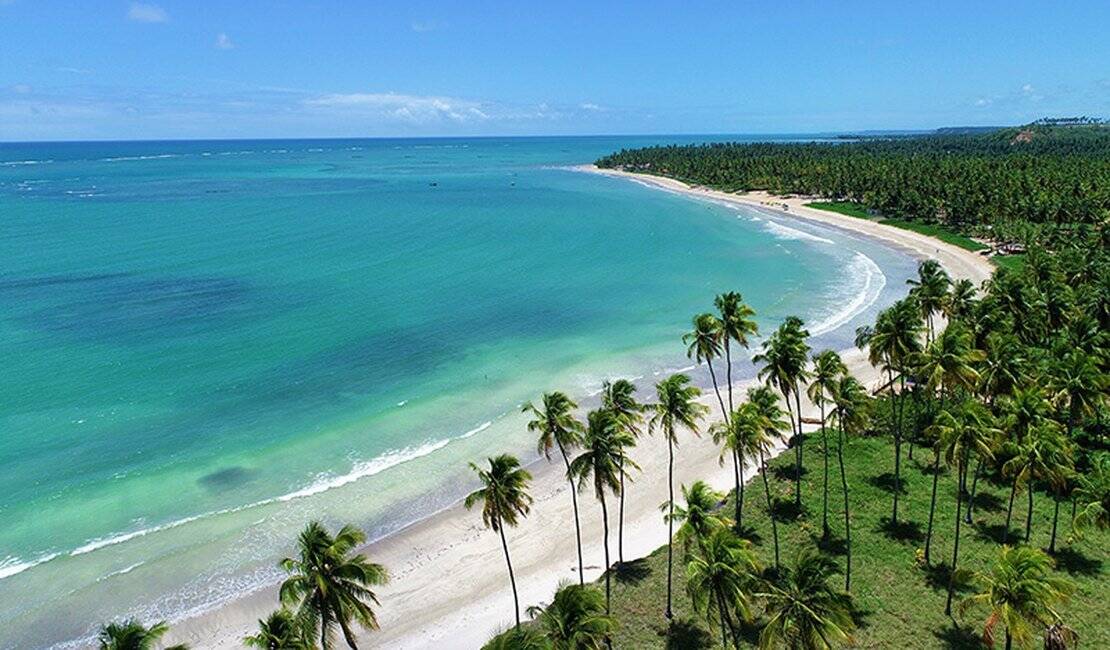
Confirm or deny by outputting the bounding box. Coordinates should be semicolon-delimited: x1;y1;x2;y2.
0;136;918;646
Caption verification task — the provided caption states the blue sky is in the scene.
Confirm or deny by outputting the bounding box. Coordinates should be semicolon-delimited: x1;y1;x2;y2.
2;1;1108;141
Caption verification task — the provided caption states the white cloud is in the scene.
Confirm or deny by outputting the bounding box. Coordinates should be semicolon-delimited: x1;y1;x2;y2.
411;21;445;33
974;98;992;107
305;92;489;123
128;2;168;23
579;102;603;111
215;33;235;50
1021;84;1035;94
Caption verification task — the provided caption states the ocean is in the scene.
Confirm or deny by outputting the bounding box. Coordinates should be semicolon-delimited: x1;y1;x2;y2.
0;136;917;647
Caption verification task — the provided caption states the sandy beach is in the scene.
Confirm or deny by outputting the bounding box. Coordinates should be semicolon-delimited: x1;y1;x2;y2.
168;166;995;649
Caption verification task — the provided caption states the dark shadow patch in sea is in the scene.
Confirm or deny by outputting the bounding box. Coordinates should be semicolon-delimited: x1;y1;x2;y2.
198;466;254;491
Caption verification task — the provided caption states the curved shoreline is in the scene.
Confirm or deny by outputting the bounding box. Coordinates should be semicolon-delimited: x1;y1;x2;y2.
165;166;994;649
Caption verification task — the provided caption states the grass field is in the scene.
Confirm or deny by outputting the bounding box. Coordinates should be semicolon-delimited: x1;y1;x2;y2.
991;253;1027;273
805;201;874;220
589;430;1108;648
804;202;990;253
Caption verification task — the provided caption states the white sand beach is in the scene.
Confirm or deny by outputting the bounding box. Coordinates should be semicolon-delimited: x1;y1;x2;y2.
168;166;995;649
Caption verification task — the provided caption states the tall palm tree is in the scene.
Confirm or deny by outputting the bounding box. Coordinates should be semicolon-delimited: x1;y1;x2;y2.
859;299;923;524
685;312;729;421
747;385;791;569
648;374;708;620
1001;424;1068;545
571;409;638;619
243;609;311;650
755;318;811;511
465;455;534;630
97;620;187;650
757;546;855;650
907;259;951;344
829;375;870;590
958;546;1073;650
665;480;730;553
807;350;847;538
526;581;618;650
712;402;769;531
935;403;998;616
715;291;759;415
601;379;645;566
916;323;985;402
943;278;978;321
525;391;586;584
279;522;389;650
686;529;761;648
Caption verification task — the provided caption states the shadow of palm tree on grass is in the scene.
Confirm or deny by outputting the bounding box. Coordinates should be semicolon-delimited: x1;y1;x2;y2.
867;472;909;494
972;522;1012;545
815;531;849;556
770;497;805;522
664;617;714;649
1052;546;1103;577
933;622;981;649
613;557;652;584
876;516;924;543
732;522;763;544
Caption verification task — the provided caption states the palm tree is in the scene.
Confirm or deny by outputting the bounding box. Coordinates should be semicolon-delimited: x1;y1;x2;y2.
571;409;638;619
465;455;534;630
686;529;761;648
959;546;1073;650
858;299;923;524
243;609;311;650
907;259;951;344
715;291;759;415
525;391;586;584
527;581;618;650
829;375;870;590
648;374;707;620
916;323;985;402
935;402;997;616
665;480;730;553
685;312;729;421
747;385;791;569
807;350;847;538
97;620;186;650
279;522;389;649
944;278;978;321
755;318;811;511
757;546;855;650
1072;452;1110;535
1001;424;1068;545
481;627;549;650
601;379;645;566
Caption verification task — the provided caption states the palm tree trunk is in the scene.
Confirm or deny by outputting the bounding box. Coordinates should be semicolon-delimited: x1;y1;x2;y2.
965;457;983;524
821;401;830;539
600;492;612;618
732;448;742;529
715;589;729;649
837;421;851;591
945;457;966;616
497;516;521;630
924;448;941;564
1049;496;1060;553
887;367;901;524
666;438;675;620
1004;478;1018;543
724;339;734;414
559;443;585;585
794;384;805;511
707;360;729;425
319;595;332;650
1005;629;1012;650
759;445;781;569
619;455;625;566
1024;484;1034;543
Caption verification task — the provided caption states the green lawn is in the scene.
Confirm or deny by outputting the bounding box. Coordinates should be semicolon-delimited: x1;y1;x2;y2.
595;431;1108;648
803;202;990;253
805;201;874;220
991;253;1027;273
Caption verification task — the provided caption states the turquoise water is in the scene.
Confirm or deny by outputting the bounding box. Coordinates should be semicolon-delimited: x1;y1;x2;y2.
0;137;916;646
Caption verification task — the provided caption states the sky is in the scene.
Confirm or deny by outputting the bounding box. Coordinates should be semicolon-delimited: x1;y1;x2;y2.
2;1;1109;141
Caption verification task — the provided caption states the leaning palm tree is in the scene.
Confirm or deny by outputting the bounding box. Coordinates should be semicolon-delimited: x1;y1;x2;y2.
465;455;534;630
279;522;389;649
958;546;1073;650
711;402;767;531
757;546;855;650
715;291;759;414
243;609;311;650
601;378;645;566
648;374;708;620
686;529;761;648
829;375;870;590
747;385;791;569
935;402;998;616
97;620;186;650
571;409;638;619
807;350;847;538
527;581;617;650
685;312;729;421
665;480;730;553
755;318;811;511
525;392;586;583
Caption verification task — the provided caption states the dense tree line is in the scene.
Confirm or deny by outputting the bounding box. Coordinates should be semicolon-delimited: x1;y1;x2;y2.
596;125;1110;232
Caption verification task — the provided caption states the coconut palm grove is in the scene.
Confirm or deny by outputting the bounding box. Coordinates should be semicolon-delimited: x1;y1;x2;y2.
95;124;1106;649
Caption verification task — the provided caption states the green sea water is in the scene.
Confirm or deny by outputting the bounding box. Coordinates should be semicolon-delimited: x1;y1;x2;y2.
0;136;917;646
